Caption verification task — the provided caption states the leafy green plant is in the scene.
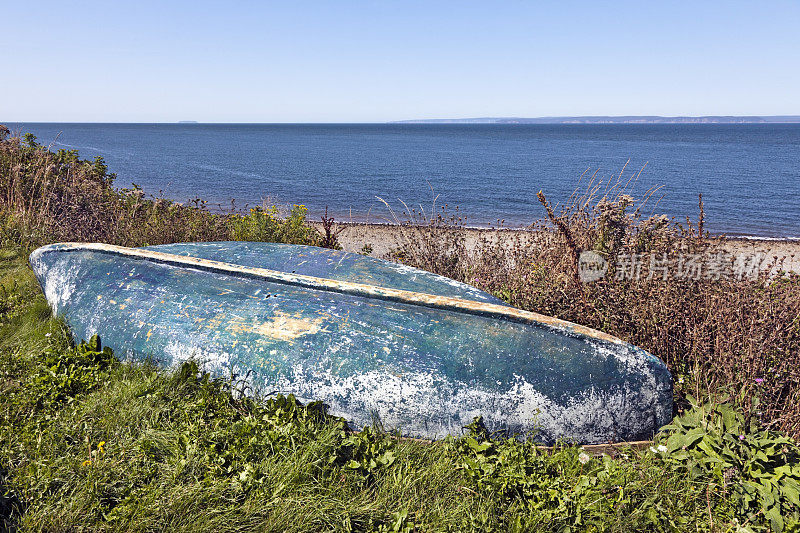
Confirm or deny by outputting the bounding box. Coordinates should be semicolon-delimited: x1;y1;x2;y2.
454;417;657;532
655;398;800;532
333;426;397;480
376;508;416;533
450;414;788;531
22;133;37;148
27;334;114;408
227;205;319;245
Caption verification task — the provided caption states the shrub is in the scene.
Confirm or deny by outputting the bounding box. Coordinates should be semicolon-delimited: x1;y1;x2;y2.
228;205;320;245
27;334;114;408
0;133;323;249
655;398;800;532
387;169;800;441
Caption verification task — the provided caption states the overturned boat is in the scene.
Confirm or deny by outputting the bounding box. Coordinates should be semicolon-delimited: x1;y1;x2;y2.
30;241;672;444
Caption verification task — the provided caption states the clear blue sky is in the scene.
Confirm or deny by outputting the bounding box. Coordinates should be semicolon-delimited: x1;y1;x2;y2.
3;1;799;122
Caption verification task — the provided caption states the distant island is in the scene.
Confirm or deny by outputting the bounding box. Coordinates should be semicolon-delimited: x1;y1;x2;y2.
177;120;198;124
394;115;800;124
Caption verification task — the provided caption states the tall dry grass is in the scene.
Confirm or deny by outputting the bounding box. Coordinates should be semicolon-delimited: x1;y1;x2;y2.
0;132;322;249
388;165;800;438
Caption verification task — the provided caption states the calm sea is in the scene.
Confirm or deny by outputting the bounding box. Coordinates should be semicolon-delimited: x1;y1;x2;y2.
10;123;800;238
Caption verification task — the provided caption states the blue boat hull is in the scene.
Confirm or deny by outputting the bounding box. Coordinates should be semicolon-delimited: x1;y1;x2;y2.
30;242;672;444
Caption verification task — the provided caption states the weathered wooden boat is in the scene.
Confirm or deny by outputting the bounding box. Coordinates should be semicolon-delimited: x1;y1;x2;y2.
29;241;672;444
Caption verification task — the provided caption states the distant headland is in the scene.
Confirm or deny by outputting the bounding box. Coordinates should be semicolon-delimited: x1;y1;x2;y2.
393;115;800;124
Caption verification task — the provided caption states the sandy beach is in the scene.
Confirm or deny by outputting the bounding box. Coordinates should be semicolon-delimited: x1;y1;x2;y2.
312;222;800;275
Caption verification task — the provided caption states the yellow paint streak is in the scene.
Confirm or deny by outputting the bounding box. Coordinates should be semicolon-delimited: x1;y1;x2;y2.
227;311;325;342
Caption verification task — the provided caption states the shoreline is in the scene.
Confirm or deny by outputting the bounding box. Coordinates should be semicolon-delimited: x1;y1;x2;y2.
311;221;800;274
312;220;800;240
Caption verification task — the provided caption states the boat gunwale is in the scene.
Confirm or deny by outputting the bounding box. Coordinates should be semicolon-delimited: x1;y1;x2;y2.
31;242;627;346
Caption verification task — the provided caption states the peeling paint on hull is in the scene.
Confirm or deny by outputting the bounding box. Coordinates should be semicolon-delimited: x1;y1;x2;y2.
29;242;672;444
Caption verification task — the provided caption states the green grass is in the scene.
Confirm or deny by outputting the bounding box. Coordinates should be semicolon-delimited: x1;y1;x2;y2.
1;249;799;532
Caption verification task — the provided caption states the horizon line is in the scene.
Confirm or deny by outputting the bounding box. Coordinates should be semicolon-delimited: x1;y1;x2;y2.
4;114;800;125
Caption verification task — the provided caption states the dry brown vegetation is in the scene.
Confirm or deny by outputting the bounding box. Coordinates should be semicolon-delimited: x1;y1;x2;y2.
0;132;322;249
388;166;800;439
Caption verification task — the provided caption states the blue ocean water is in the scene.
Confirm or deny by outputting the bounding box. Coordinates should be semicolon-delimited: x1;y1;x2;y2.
10;123;800;238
